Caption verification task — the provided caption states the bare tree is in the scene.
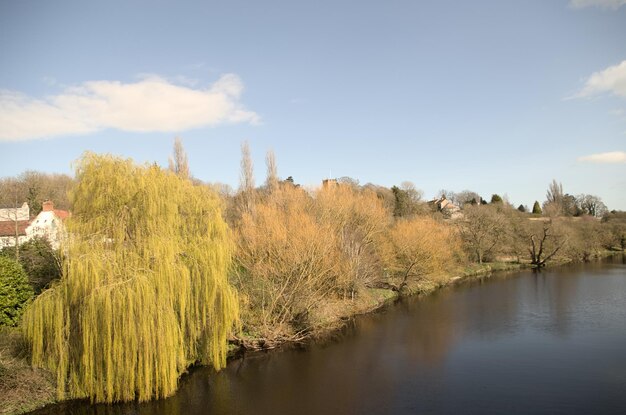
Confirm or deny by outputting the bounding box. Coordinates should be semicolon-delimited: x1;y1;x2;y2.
168;137;190;179
577;194;608;218
393;181;427;217
546;180;563;204
239;141;254;192
336;176;360;190
459;190;482;206
527;220;567;267
458;205;508;263
265;149;278;191
1;172;73;214
400;181;423;204
544;179;564;215
388;217;461;291
238;141;255;213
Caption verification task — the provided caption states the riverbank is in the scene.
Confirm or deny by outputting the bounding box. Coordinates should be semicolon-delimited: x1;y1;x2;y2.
0;328;55;415
229;260;531;352
0;263;505;415
2;254;621;415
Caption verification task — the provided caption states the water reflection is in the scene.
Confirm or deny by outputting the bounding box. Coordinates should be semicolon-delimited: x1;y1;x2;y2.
31;258;626;415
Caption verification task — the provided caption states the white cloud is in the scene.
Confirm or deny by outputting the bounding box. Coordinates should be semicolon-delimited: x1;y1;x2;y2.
578;151;626;163
569;0;626;9
576;60;626;99
0;74;260;141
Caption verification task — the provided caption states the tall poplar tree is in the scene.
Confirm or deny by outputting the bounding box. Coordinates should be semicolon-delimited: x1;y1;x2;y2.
168;137;190;179
22;153;238;403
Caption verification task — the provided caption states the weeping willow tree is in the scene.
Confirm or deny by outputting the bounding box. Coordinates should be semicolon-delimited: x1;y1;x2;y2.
21;153;238;403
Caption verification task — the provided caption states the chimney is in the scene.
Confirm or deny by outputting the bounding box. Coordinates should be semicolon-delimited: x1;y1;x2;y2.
42;200;54;212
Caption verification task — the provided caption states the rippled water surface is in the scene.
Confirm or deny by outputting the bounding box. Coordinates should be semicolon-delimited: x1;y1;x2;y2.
31;257;626;415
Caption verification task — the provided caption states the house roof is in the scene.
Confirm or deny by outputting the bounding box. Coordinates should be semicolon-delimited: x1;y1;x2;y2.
0;220;30;237
54;210;70;220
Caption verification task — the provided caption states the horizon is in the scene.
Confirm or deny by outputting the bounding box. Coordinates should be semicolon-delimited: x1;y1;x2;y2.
1;0;625;209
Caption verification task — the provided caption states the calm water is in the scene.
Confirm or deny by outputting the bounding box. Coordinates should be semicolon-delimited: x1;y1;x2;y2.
31;258;626;415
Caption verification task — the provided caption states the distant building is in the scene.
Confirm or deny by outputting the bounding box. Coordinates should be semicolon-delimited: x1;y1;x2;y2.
429;197;463;220
0;202;31;248
0;202;30;222
26;201;70;249
322;178;338;189
0;219;30;248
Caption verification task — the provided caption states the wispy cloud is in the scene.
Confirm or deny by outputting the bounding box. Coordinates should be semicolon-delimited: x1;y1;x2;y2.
0;74;260;141
575;60;626;99
578;151;626;163
569;0;626;9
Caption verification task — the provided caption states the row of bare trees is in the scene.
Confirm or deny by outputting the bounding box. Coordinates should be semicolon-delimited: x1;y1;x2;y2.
0;171;73;214
544;179;608;217
457;202;623;267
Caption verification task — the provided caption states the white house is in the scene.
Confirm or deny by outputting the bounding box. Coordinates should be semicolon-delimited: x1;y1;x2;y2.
26;201;70;249
0;202;30;248
0;202;30;222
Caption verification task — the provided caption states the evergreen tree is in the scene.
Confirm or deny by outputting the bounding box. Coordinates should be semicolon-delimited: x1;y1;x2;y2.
517;204;526;213
532;201;542;215
0;237;61;293
490;194;503;204
391;185;410;217
22;153;238;403
0;256;34;326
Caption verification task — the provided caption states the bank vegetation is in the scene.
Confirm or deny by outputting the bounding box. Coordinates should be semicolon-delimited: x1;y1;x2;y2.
0;141;624;412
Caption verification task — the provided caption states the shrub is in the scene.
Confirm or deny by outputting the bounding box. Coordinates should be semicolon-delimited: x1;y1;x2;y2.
387;217;462;290
0;237;61;293
0;257;34;327
234;185;340;339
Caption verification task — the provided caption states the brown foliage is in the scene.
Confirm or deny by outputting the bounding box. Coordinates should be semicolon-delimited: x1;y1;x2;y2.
233;186;341;340
458;205;508;263
0;172;73;214
387;217;463;290
315;185;391;295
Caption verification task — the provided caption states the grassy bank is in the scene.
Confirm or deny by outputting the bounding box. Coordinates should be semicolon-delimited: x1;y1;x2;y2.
0;327;56;415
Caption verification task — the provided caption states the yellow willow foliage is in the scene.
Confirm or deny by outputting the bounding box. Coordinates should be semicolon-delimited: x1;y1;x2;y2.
21;153;238;403
388;217;463;286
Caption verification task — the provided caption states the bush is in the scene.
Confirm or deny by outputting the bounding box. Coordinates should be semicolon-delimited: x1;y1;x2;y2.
387;217;463;289
0;237;61;293
234;185;341;339
0;257;34;327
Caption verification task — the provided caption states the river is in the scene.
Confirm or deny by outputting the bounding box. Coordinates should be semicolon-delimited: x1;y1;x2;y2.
30;257;626;415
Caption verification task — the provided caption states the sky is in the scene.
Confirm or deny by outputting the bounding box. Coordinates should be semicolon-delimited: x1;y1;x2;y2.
1;0;625;209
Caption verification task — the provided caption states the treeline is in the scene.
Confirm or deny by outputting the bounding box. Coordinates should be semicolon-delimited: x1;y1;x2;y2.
229;172;462;344
212;142;624;344
0;171;73;214
0;141;624;405
457;203;624;266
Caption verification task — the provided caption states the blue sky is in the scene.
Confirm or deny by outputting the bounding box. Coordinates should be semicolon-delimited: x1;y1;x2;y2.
1;0;625;209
